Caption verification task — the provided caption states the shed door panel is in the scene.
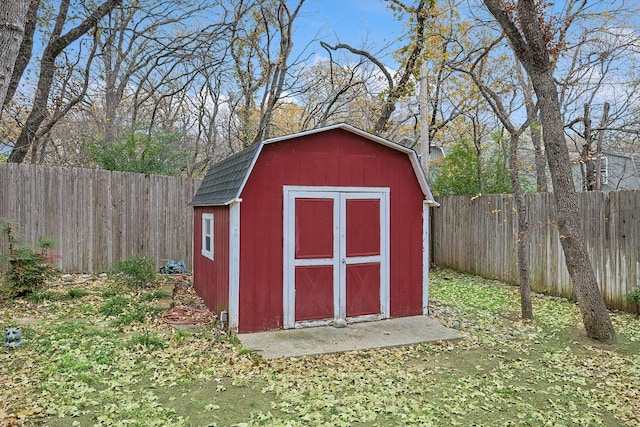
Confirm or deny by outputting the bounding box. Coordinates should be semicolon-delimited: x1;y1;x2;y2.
294;198;335;322
345;198;381;316
346;263;380;317
295;198;333;259
295;265;334;320
346;199;380;257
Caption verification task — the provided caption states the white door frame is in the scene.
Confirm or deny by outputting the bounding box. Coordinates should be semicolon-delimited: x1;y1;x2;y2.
283;186;390;329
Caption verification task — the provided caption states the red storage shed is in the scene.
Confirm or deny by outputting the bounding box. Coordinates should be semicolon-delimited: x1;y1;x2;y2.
189;124;438;333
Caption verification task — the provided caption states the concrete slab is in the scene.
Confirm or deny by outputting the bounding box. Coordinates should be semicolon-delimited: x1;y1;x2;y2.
238;315;466;359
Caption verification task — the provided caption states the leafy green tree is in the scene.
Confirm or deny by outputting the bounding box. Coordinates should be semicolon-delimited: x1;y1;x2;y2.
482;143;514;195
431;136;531;196
431;138;481;196
91;132;189;176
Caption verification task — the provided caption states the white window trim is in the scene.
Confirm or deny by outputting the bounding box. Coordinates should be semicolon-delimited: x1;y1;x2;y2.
202;213;214;260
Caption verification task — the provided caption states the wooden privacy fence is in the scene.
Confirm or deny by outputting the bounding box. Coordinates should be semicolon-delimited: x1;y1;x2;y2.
0;163;201;273
432;191;640;312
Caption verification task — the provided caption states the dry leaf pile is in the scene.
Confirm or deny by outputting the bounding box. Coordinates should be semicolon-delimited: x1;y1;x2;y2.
163;277;215;325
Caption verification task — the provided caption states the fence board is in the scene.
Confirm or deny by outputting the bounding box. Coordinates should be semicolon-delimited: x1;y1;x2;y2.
0;163;201;273
433;190;640;312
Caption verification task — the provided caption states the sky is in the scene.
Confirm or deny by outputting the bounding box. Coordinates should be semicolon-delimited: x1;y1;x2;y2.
294;0;406;65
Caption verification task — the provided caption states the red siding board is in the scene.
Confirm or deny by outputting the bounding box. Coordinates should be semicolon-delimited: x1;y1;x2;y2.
389;202;423;317
193;206;230;315
234;128;425;332
309;153;328;183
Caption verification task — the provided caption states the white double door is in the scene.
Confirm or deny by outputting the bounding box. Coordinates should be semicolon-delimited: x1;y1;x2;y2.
283;186;390;329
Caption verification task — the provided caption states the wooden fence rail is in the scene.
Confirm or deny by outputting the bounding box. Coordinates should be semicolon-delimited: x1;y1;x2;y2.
431;191;640;312
0;163;201;273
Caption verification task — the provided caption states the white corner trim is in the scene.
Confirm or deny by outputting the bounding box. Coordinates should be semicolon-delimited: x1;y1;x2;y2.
282;189;296;329
423;202;430;315
228;201;241;332
381;190;391;317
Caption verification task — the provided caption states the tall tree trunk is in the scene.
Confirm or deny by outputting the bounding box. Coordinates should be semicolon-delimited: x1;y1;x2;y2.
520;74;547;192
530;122;547;192
594;102;609;191
419;62;430;174
582;104;596;191
323;0;432;136
253;1;304;144
373;0;429;134
483;0;615;343
509;134;533;319
459;51;535;319
7;0;121;163
534;70;615;343
3;0;39;111
0;0;31;117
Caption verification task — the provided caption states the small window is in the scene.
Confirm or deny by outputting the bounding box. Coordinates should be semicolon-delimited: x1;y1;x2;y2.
202;213;214;260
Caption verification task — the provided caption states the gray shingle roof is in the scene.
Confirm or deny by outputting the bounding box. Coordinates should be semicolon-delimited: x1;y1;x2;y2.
189;142;261;206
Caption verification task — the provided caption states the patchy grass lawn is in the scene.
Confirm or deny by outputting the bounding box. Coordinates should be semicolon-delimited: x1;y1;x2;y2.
1;269;639;426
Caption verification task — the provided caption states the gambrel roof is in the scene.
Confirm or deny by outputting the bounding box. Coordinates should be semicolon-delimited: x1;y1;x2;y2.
189;123;437;206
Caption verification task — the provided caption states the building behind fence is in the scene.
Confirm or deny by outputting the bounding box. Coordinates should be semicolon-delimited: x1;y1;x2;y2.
0;163;201;273
432;191;640;312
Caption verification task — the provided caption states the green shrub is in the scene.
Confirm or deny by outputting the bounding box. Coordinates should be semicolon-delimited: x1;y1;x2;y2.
110;254;158;289
430;135;532;196
100;295;162;326
0;221;59;298
625;288;640;317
